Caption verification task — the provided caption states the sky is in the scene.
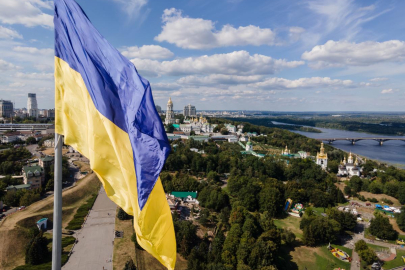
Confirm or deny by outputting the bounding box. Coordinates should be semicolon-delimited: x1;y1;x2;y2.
0;0;405;111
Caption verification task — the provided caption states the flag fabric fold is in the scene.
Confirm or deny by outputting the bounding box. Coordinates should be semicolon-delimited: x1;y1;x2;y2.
54;0;176;268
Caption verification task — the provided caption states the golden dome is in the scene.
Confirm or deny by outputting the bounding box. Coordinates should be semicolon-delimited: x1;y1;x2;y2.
317;142;328;159
168;97;173;105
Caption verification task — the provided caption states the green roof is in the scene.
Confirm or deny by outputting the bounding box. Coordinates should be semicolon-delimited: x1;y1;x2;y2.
171;191;197;199
173;124;180;128
23;165;43;177
6;184;31;190
40;155;54;162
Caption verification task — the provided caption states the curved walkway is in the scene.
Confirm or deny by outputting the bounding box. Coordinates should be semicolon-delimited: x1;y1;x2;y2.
63;187;116;270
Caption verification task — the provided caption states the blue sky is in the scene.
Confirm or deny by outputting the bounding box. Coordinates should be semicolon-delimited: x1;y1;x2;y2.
0;0;405;111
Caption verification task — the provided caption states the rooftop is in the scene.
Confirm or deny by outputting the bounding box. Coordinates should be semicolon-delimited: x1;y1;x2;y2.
171;191;197;199
6;184;31;190
23;165;43;177
40;155;54;162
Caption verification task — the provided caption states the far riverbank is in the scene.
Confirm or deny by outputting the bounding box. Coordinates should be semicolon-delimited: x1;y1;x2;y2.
290;124;405;169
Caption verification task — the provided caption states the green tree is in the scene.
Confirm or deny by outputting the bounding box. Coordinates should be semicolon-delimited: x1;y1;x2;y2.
26;137;37;145
369;181;384;194
343;186;352;197
397;207;405;232
123;258;137;270
25;231;49;265
399;183;405;204
301;216;341;246
358;248;378;265
280;229;296;246
369;212;398;240
166;124;175;133
237;231;256;265
209;229;225;263
354;240;368;252
326;208;356;232
221;224;242;267
259;185;283;218
220;128;229;135
248;230;280;269
207;171;220;183
3;190;23;206
19;191;41;207
117;207;132;220
349;176;363;192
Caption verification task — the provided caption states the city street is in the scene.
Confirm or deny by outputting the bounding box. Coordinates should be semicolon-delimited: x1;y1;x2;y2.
63;187;116;270
25;144;41;158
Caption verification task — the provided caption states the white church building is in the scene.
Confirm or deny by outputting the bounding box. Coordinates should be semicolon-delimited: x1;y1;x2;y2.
337;152;361;177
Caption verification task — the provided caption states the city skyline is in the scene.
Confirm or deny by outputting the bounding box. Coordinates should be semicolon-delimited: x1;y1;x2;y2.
0;0;405;111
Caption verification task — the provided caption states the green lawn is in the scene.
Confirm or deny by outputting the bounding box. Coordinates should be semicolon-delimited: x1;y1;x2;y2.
65;193;98;230
316;245;352;270
366;243;389;252
13;236;75;270
291;245;352;270
273;215;303;239
382;250;405;269
312;207;327;216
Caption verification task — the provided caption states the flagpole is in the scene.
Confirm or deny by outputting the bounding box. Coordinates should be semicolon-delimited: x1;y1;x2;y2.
52;133;63;270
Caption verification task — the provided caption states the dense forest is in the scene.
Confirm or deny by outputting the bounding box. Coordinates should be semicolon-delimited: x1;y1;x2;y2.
158;118;405;269
160;122;352;269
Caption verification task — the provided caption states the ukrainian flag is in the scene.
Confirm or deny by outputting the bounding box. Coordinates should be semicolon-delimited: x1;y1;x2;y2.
54;0;176;269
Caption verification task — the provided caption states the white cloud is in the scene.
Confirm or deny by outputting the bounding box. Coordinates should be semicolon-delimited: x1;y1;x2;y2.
110;0;148;18
178;74;264;86
131;50;304;77
13;46;53;55
302;40;405;69
0;59;19;71
0;26;22;39
359;5;375;12
9;82;26;88
302;0;390;46
381;89;397;94
120;45;173;59
0;0;53;28
250;77;355;90
370;77;388;82
154;8;277;49
289;27;305;42
15;72;53;80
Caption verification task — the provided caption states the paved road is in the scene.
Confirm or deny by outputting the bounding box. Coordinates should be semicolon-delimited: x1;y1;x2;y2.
63;187;116;270
25;144;40;157
350;250;360;270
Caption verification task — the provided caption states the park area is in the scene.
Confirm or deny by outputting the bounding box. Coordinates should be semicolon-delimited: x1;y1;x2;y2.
113;213;188;270
0;172;101;270
273;215;353;270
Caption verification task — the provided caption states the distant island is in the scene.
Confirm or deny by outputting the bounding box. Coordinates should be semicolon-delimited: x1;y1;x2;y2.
228;117;322;133
228;112;405;136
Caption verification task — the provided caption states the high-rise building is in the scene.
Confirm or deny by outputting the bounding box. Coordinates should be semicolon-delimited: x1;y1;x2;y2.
155;105;162;114
27;93;38;118
183;104;196;117
165;97;175;125
0;99;13;118
48;109;55;118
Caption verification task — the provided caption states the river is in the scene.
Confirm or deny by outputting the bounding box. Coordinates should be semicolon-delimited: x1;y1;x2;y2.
272;121;405;168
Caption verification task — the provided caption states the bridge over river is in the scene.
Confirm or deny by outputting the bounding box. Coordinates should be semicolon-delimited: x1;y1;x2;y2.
317;137;405;146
